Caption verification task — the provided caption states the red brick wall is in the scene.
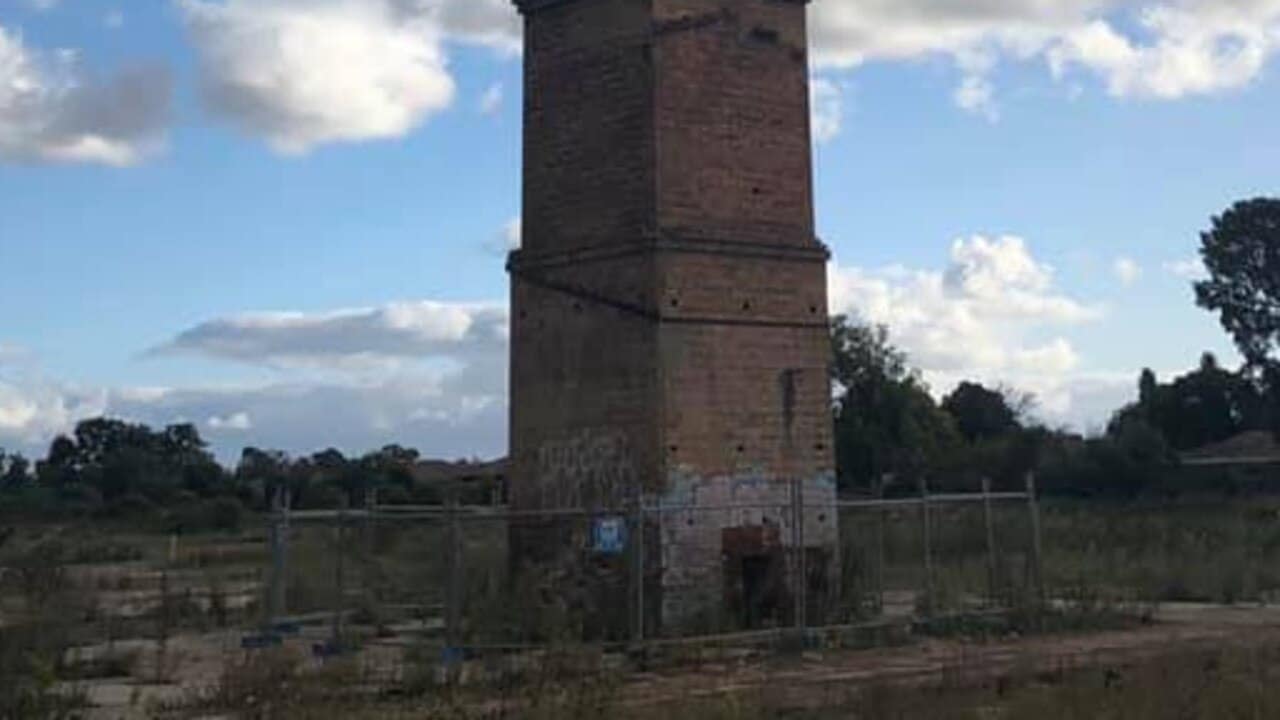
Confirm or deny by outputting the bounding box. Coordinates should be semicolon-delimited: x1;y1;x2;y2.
512;0;830;504
657;250;833;482
653;0;815;246
521;0;656;254
509;252;662;509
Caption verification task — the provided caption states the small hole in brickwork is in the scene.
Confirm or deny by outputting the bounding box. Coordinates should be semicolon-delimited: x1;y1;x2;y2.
736;444;746;454
670;297;680;308
741;300;752;311
573;302;582;313
519;311;528;320
751;187;762;195
687;518;695;527
669;445;679;454
815;443;826;451
750;26;780;44
809;305;819;315
818;514;827;524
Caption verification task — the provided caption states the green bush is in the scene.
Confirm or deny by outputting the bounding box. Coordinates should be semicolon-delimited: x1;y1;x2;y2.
165;497;246;534
102;492;157;521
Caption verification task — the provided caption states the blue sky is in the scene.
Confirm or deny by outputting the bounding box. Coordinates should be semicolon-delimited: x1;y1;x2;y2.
1;0;1275;462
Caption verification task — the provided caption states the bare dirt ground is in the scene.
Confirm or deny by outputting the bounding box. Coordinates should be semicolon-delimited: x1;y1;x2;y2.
72;603;1280;718
616;604;1280;711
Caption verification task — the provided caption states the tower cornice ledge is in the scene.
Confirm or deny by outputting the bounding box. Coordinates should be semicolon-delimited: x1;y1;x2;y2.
513;0;810;14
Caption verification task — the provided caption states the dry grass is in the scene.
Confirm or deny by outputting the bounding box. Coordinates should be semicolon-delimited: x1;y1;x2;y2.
824;645;1280;719
137;641;1280;719
9;496;1280;718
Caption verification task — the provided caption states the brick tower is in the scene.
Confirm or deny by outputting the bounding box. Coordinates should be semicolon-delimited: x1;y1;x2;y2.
508;0;837;630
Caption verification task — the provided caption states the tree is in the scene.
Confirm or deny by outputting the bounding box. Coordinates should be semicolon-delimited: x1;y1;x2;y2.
1195;198;1280;373
1042;418;1176;499
941;382;1021;443
361;445;420;490
1265;365;1280;436
4;454;30;491
31;417;225;504
1110;356;1267;451
830;319;915;391
236;447;292;508
36;435;79;489
310;448;365;505
0;450;30;491
829;316;959;490
1139;368;1158;406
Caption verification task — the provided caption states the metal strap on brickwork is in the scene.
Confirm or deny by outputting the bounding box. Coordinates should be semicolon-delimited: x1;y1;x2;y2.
511;233;831;272
510;265;828;330
508;234;831;330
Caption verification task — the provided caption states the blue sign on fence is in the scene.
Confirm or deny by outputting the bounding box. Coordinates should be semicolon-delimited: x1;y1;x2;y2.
592;516;627;555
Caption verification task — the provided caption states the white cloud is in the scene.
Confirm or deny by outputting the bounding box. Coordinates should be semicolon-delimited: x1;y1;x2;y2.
1164;256;1206;279
3;281;516;458
0;344;106;446
503;216;521;251
483;216;521;255
942;236;1099;322
1011;338;1082;376
478;81;503;115
177;0;523;153
2;299;511;460
1049;5;1279;99
155;300;508;369
1113;256;1142;286
829;235;1106;424
404;0;521;55
810;0;1280;112
26;0;59;11
208;411;252;431
810;76;844;143
105;10;125;29
135;374;506;461
0;372;507;463
0;25;170;165
0;379;107;448
954;74;1000;120
179;0;457;154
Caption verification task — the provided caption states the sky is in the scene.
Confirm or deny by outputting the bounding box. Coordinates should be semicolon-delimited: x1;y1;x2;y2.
0;0;1276;464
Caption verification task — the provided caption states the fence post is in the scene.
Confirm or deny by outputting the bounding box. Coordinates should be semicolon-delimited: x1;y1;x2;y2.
357;487;375;624
157;545;173;682
1025;471;1046;612
788;478;804;636
445;491;463;654
797;477;807;632
332;495;348;650
632;491;645;646
875;475;888;616
981;477;999;608
268;485;289;630
919;475;935;617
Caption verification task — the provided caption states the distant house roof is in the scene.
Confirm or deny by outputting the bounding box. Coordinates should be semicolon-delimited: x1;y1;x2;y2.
1181;431;1280;467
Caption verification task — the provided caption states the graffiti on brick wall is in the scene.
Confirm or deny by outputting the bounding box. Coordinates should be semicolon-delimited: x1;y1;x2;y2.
535;431;636;509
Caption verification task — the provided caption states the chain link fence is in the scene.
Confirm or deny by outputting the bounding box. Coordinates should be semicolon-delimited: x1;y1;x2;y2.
257;474;1045;673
